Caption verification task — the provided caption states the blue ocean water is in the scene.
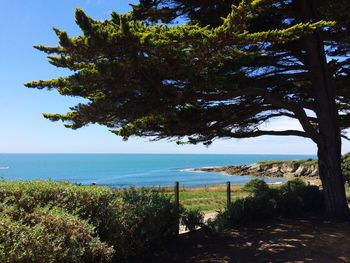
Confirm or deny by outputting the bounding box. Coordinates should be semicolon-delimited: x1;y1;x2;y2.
0;154;315;187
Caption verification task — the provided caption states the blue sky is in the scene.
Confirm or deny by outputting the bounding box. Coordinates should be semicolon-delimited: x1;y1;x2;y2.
0;0;349;154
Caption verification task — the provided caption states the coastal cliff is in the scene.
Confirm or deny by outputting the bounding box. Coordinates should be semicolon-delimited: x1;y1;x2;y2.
194;159;319;178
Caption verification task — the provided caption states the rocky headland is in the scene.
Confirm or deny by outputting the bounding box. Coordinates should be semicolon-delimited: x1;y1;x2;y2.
193;159;320;181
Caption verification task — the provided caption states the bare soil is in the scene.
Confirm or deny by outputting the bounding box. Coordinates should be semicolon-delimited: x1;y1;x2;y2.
151;217;350;262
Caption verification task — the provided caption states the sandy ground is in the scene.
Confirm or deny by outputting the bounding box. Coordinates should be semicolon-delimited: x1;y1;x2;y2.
156;217;350;263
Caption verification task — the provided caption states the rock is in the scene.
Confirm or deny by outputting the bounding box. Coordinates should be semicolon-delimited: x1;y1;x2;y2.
193;160;320;179
310;168;318;177
281;163;298;173
248;164;262;172
267;167;280;173
294;166;307;177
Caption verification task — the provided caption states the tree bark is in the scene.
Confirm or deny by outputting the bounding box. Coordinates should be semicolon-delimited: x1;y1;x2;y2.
317;141;349;219
299;0;350;219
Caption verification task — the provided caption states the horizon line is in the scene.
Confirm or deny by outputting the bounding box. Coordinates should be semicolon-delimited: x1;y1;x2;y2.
0;152;317;155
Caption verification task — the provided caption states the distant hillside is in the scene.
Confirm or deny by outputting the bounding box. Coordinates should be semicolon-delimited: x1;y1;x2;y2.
194;153;350;185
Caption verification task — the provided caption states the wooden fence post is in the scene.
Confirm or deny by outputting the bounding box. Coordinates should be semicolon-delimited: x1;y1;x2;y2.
174;181;179;210
226;181;231;208
174;181;180;234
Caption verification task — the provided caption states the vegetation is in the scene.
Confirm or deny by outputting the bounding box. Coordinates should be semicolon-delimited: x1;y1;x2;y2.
180;209;204;231
0;181;179;262
26;0;350;219
258;159;318;167
0;207;114;263
346;186;350;201
342;153;350;186
211;179;324;231
258;152;350;186
178;185;247;211
0;179;350;261
243;178;270;195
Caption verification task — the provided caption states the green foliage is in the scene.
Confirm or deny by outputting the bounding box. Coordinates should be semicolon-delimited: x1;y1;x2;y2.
278;179;323;215
25;1;340;146
242;179;269;195
258;159;318;166
180;208;204;231
0;181;116;236
279;178;306;193
108;188;179;261
0;207;113;263
26;0;350;218
177;186;247;211
211;179;323;231
342;153;350;185
212;194;276;231
0;181;179;262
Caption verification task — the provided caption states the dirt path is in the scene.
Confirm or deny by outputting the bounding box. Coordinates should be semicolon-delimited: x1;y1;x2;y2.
155;217;350;262
180;211;218;234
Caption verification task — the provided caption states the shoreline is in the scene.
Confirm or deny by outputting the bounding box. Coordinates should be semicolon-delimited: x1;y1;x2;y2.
188;161;322;186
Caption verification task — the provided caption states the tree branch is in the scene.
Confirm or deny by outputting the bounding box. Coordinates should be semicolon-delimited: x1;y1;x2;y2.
263;94;320;143
342;134;350;141
226;129;308;138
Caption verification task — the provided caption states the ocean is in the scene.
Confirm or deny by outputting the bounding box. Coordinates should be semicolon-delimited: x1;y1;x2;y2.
0;154;315;187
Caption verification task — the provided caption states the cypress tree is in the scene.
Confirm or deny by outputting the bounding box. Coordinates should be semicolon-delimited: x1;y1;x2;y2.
26;0;350;219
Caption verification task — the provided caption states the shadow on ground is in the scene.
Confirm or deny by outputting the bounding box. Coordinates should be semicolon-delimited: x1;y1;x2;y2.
151;217;350;263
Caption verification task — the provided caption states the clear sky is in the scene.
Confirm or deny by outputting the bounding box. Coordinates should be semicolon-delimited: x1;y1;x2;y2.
1;0;349;154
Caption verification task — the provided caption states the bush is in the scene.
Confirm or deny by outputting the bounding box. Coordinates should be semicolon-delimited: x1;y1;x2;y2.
0;181;179;262
277;191;304;216
243;179;269;195
181;208;204;231
108;188;179;261
211;178;323;231
0;207;113;263
277;179;323;214
0;181;116;233
212;194;276;231
279;178;306;193
342;153;350;185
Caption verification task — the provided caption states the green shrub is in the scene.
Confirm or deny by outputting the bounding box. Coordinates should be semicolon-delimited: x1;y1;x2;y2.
277;179;323;214
0;181;116;233
211;178;324;230
342;153;350;185
277;191;303;216
279;178;306;194
0;181;179;262
212;194;276;231
181;208;204;231
295;185;323;211
243;179;269;195
108;188;179;261
0;207;113;263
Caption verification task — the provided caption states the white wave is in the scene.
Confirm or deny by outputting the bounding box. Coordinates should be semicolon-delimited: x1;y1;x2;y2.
179;168;194;172
269;181;283;185
0;166;9;170
180;166;222;173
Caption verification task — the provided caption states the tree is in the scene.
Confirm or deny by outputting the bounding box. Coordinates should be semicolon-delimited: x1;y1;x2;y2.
26;0;350;219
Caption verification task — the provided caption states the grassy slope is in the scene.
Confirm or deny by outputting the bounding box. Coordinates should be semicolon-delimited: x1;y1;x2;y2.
1;181;349;212
177;185;350;212
257;158;318;166
179;185;247;211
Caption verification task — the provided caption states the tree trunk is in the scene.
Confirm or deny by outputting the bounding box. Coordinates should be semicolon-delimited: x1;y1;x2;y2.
317;140;349;219
299;0;350;219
